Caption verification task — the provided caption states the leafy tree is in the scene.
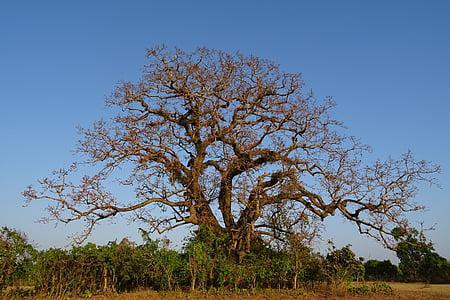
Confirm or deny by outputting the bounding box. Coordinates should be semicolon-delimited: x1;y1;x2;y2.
287;233;316;289
113;239;139;291
155;247;185;290
0;227;36;291
184;226;228;290
24;46;439;257
33;248;72;297
364;259;398;281
393;227;450;283
325;243;364;285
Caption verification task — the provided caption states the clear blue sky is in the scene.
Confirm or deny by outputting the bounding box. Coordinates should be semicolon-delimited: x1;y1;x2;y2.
1;1;449;261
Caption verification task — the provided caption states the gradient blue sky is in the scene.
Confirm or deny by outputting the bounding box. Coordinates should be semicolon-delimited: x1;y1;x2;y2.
1;1;449;261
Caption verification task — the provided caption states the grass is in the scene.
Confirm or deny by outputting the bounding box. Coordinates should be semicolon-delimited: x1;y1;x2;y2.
387;282;450;298
5;282;450;299
90;283;450;300
82;284;450;300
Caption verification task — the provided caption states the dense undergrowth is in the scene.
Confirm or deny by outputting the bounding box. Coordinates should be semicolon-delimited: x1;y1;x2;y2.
1;226;449;298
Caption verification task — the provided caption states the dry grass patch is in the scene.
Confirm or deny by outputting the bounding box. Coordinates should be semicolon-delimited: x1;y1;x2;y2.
58;285;450;300
6;283;450;300
389;282;450;298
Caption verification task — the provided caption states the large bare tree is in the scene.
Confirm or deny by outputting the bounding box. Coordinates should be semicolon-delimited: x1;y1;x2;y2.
24;47;439;256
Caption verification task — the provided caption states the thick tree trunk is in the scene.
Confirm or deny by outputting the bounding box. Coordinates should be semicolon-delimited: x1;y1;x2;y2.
196;206;224;234
218;176;234;229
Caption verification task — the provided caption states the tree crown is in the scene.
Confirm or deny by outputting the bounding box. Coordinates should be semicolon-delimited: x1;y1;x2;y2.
24;46;439;253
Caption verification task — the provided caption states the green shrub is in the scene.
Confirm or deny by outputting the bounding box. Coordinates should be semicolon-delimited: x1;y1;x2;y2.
0;227;36;291
348;284;370;295
364;259;399;281
370;282;393;295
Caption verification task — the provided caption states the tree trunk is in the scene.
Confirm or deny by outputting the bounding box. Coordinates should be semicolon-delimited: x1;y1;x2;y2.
190;272;196;291
102;267;108;292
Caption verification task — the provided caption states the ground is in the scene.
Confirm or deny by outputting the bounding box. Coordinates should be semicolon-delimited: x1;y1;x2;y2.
5;283;450;299
88;283;450;300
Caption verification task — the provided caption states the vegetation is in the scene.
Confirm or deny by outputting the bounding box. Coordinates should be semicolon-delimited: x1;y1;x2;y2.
393;227;450;283
364;259;398;281
324;243;365;288
1;226;449;298
0;227;35;291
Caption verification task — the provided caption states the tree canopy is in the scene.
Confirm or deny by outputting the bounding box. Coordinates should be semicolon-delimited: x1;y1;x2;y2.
393;227;450;283
24;46;439;256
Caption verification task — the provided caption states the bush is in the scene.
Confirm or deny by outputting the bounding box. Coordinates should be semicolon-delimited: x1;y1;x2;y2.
364;259;399;281
0;227;36;291
324;243;364;285
370;282;393;295
32;237;187;296
348;284;370;295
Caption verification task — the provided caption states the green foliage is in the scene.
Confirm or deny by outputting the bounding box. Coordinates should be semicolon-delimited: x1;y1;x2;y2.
155;247;186;290
324;243;364;285
393;227;450;283
2;226;450;296
182;227;327;291
348;282;393;295
0;227;36;291
364;259;399;281
184;226;231;290
32;236;187;297
370;282;394;294
33;247;75;297
348;284;370;294
287;234;323;288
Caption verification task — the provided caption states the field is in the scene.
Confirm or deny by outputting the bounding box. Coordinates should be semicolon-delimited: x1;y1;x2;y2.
88;283;450;300
10;282;448;300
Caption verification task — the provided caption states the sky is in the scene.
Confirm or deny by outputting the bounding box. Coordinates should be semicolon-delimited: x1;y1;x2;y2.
1;1;449;261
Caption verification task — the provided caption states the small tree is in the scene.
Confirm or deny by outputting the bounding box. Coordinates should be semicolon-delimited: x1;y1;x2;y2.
0;227;36;291
287;233;315;289
184;226;228;290
33;248;72;297
393;227;450;283
325;243;364;286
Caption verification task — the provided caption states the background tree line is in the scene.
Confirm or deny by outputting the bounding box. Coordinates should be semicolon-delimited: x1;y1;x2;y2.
1;226;449;297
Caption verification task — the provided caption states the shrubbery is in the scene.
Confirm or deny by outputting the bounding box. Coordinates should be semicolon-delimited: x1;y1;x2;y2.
0;227;36;290
1;226;449;297
364;259;399;281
